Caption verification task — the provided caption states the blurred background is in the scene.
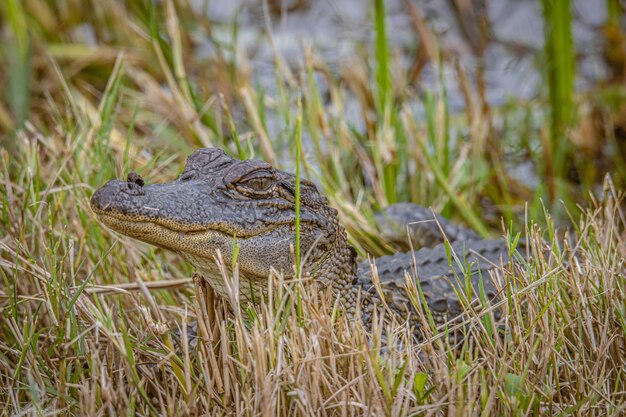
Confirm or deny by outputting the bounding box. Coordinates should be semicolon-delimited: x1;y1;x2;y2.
1;0;626;252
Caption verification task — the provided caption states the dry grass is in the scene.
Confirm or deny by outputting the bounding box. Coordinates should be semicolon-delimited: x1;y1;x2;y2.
1;136;625;415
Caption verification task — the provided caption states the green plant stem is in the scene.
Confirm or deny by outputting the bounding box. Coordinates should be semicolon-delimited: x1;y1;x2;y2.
294;94;303;322
541;0;575;200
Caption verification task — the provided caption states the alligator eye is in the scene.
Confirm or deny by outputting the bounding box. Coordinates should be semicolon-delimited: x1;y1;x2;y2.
242;176;273;191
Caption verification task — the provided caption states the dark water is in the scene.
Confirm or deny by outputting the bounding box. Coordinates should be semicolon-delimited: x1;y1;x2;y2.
194;0;610;112
185;0;616;192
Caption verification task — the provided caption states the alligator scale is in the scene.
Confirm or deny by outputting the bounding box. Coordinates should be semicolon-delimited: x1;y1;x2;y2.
91;148;515;329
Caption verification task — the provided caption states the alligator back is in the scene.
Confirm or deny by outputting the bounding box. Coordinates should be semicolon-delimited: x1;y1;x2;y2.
356;239;515;327
375;202;482;250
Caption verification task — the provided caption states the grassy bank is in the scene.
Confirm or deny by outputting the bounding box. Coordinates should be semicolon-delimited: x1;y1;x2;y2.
1;139;625;414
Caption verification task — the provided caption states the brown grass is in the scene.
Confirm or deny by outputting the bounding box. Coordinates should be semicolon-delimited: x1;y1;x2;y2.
1;134;625;414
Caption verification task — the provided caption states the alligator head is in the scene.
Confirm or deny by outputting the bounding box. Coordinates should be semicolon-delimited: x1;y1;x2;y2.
91;148;358;303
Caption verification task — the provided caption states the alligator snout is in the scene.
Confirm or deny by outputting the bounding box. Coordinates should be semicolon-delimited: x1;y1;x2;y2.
90;178;146;212
127;172;145;187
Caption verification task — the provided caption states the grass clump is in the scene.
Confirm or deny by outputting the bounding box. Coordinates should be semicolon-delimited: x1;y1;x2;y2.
1;134;625;414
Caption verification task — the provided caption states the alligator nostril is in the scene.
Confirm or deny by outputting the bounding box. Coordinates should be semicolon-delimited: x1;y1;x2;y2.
127;172;144;187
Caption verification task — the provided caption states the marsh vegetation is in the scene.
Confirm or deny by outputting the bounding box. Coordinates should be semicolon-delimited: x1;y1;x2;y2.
1;0;626;415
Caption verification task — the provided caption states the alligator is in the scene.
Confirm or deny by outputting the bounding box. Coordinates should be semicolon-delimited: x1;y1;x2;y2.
91;147;517;331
